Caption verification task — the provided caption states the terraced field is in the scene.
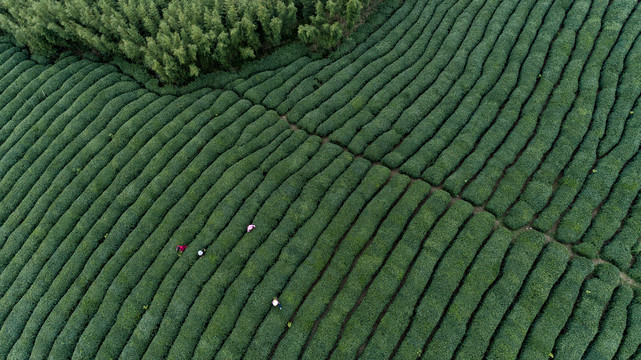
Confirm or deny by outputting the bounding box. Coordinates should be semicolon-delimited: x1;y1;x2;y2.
1;0;641;359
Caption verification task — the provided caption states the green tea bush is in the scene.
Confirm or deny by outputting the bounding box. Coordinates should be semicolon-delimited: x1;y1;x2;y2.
74;104;279;359
552;263;619;359
329;189;451;359
485;242;569;360
361;0;492;161
48;91;231;359
419;227;512;359
241;164;390;359
170;146;348;359
327;110;374;147
0;82;141;238
118;135;324;360
271;173;409;359
262;60;328;109
516;256;593;360
332;0;466;141
0;55;67;118
0;87;148;344
29;89;222;358
461;0;587;209
303;180;430;359
394;211;496;359
602;192;641;269
534;0;641;232
597;36;641;157
391;0;532;175
2;0;641;356
0;47;25;81
217;158;370;360
3;91;181;358
613;289;641;359
3;93;179;359
0;66;117;184
360;199;474;359
0;52;35;93
582;285;634;360
460;115;537;206
307;0;449;137
506;0;637;229
454;230;546;359
485;0;605;219
0;81;137;286
241;57;310;104
120;129;297;359
556;110;641;244
0;60;98;163
0;57;91;149
574;156;641;258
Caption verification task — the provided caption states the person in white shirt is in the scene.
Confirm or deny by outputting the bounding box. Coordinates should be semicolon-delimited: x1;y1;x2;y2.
272;297;282;309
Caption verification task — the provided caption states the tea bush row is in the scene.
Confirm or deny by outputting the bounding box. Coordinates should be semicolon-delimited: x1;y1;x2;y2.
552;263;620;359
303;180;432;359
485;241;569;360
460;0;585;207
417;227;513;360
34;91;242;359
556;106;641;244
113;134;323;360
394;210;496;359
366;0;527;167
503;0;638;230
286;0;436;129
70;106;287;359
483;0;606;218
296;0;457;135
330;189;452;360
359;199;475;359
533;1;641;232
1;88;235;358
516;256;593;359
411;0;547;182
440;0;571;196
271;173;410;359
191;156;371;360
167;143;346;359
453;231;546;359
242;165;391;360
331;0;491;149
262;0;411;113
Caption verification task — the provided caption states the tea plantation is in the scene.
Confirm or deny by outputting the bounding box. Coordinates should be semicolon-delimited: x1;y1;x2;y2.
1;0;641;359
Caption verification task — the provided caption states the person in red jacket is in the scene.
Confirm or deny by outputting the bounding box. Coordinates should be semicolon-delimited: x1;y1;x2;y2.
176;245;187;253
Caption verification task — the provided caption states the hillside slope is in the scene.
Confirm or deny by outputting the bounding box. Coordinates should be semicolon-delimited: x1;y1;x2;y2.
1;0;641;358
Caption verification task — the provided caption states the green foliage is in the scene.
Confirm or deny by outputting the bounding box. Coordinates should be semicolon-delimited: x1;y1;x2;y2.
361;199;474;359
395;210;497;359
485;242;569;360
517;257;594;360
583;285;634;360
244;163;390;358
303;180;429;359
0;0;300;84
613;288;641;359
602;192;641;270
420;227;513;359
553;263;620;359
272;171;409;359
2;0;641;359
454;231;546;359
